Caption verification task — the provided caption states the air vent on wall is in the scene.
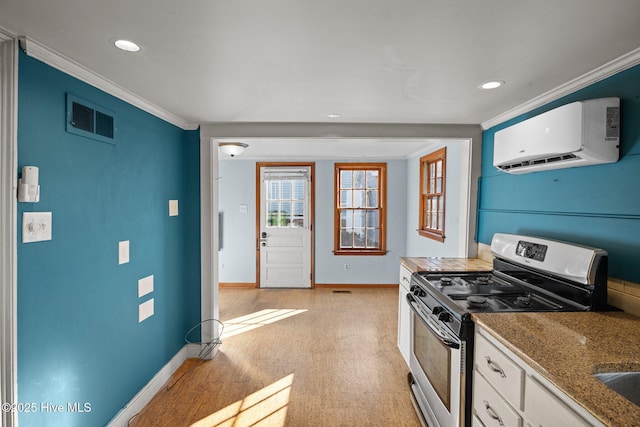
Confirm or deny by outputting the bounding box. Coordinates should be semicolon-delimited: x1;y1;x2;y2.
66;94;116;144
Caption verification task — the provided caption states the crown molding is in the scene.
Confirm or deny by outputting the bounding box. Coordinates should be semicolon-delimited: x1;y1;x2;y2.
20;37;198;130
482;47;640;130
0;26;16;41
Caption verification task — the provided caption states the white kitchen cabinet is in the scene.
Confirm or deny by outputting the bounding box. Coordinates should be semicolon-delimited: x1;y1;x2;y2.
524;375;590;427
397;265;412;367
473;371;522;427
473;327;604;427
474;332;524;410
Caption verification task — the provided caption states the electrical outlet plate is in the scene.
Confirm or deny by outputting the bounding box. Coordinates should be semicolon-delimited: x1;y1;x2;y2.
22;212;52;243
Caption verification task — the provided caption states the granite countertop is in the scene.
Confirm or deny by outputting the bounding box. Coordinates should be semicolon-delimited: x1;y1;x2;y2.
400;257;492;273
473;311;640;427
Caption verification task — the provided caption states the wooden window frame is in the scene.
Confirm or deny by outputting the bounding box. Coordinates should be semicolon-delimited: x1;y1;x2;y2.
334;163;387;256
418;148;446;242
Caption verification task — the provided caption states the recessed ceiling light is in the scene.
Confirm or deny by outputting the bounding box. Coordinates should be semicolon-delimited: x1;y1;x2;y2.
480;80;505;90
114;39;141;52
328;113;341;119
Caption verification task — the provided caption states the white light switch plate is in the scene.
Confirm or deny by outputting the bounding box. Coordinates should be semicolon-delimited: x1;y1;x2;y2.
138;275;154;297
138;299;154;323
169;199;179;216
118;240;130;264
22;212;52;243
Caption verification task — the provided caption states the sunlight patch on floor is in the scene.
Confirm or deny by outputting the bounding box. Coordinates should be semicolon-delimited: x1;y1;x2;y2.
221;309;307;338
190;374;294;427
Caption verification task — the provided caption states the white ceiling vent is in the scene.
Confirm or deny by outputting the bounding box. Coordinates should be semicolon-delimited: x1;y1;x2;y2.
493;98;620;174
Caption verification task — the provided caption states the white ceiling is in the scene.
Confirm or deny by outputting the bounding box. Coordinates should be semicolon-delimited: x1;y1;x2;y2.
1;1;640;134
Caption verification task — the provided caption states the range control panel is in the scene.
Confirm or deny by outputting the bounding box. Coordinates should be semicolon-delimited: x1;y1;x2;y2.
515;240;547;262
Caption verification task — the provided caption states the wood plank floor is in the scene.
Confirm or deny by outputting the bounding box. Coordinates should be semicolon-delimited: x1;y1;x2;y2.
130;288;421;427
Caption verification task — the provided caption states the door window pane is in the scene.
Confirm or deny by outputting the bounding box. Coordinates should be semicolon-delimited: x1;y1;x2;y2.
267;201;279;227
265;178;307;228
281;181;292;199
293;181;305;200
268;181;279;200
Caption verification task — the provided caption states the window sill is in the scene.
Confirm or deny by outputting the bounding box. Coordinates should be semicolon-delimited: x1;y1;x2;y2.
333;250;388;256
417;229;445;243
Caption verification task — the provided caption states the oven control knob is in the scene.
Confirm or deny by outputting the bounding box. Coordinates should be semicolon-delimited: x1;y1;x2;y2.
438;312;452;323
413;288;426;297
432;306;444;315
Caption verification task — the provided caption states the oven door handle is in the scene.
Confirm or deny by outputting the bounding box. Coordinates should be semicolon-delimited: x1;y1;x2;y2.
407;294;460;349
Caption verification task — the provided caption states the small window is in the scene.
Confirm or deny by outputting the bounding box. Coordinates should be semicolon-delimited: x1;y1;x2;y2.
266;178;307;228
66;94;116;144
419;148;446;242
334;163;387;255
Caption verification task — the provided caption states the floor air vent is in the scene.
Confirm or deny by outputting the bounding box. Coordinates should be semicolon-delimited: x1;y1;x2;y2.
332;290;352;294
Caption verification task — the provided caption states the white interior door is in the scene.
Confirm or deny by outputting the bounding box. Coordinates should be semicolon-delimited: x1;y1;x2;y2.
259;166;311;288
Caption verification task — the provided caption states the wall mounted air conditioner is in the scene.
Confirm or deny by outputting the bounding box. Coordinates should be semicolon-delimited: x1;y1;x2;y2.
493;97;620;174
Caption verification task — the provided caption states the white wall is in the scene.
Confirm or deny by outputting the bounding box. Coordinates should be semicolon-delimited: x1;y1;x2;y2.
218;160;257;283
405;140;470;257
218;158;408;285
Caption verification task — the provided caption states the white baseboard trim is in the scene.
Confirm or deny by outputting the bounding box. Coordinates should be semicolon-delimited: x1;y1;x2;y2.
107;344;190;426
187;343;206;358
107;343;214;426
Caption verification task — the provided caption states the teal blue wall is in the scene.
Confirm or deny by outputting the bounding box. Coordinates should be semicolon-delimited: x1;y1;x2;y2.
478;64;640;283
17;51;201;426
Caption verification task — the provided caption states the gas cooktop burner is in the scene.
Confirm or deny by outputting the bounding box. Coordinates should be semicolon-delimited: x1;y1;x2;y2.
467;296;487;306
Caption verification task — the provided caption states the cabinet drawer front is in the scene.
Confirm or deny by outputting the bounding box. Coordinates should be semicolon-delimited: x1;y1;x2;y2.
472;414;485;427
474;372;522;427
475;332;525;409
399;265;412;290
524;376;591;427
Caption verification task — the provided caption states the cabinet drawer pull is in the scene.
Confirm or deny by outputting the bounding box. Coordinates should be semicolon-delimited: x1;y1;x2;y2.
483;400;504;426
402;276;409;283
485;357;506;378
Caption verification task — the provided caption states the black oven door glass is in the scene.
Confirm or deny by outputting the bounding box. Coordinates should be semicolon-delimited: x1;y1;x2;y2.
413;312;451;410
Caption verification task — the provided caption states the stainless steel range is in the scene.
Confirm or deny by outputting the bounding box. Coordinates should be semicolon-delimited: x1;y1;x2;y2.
406;233;609;427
